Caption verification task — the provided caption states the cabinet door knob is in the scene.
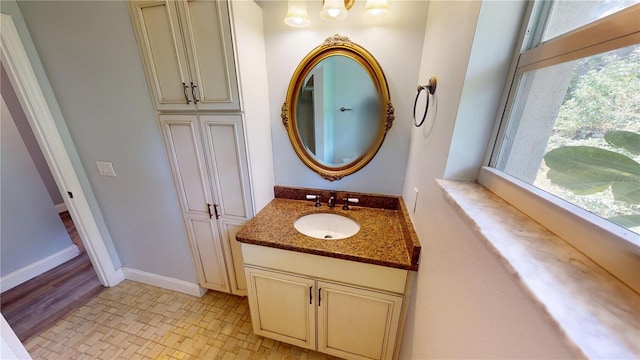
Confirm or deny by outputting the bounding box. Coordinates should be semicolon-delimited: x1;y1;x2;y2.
207;203;213;219
191;82;199;104
318;288;321;307
309;286;313;304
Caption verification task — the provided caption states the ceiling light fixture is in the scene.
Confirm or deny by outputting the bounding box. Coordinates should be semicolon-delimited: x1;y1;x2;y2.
285;0;388;27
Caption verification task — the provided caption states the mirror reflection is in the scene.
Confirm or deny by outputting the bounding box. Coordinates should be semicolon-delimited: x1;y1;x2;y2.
296;55;380;167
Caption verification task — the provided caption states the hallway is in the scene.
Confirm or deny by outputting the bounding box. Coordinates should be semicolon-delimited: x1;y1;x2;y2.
1;213;102;341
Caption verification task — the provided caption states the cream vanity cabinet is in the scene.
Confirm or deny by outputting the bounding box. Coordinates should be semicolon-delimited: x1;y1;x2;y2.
242;244;408;360
128;0;240;111
160;114;252;294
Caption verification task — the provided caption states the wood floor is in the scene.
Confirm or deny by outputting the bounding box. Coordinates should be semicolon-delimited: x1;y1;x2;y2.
1;212;104;341
59;211;84;253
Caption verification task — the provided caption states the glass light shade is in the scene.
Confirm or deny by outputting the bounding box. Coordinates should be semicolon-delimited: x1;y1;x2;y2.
320;0;348;21
284;0;311;27
362;0;389;18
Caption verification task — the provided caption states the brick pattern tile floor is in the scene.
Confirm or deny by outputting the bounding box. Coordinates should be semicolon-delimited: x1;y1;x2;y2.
23;280;339;359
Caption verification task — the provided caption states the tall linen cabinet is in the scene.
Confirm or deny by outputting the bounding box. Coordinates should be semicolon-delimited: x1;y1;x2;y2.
128;0;274;295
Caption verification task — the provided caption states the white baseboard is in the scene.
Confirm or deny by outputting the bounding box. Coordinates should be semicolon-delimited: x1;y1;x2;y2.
121;267;206;297
55;202;68;213
0;245;80;293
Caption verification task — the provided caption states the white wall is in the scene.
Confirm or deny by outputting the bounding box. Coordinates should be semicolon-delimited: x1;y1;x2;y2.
15;1;197;283
400;1;574;358
0;96;72;276
260;0;428;195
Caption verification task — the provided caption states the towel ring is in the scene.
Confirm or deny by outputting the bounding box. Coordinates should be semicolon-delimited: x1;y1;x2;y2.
413;76;437;127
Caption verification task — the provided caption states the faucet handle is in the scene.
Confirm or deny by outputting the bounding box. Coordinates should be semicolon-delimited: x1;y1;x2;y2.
342;196;359;210
306;194;322;207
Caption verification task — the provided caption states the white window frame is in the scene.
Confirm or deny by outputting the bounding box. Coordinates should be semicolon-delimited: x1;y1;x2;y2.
480;2;640;293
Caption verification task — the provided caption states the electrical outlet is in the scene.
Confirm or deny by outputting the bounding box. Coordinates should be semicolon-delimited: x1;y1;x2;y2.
96;161;116;176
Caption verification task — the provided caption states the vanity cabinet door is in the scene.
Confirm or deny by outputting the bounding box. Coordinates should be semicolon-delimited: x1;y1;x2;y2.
245;267;316;350
317;281;403;360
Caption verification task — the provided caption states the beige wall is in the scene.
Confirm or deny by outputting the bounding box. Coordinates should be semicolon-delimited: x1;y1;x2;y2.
400;1;574;358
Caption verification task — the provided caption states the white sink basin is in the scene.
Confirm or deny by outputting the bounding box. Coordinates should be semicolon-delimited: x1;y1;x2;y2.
294;213;360;240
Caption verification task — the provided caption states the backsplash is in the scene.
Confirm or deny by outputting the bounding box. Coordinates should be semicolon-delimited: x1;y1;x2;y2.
274;185;399;210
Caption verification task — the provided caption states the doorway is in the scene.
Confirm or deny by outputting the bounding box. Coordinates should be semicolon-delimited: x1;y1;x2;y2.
0;13;122;289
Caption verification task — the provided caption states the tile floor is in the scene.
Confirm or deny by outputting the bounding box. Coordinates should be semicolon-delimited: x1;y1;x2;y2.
24;280;339;359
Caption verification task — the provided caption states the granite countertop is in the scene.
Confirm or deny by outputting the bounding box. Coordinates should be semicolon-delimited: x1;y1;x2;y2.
236;190;421;271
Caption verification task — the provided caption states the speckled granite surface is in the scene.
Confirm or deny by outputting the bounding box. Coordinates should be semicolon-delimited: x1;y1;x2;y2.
236;189;421;271
438;179;640;360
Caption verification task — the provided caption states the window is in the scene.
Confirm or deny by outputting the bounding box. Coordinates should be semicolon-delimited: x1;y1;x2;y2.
490;1;640;245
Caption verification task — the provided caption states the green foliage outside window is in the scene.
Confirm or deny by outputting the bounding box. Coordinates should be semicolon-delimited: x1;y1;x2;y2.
542;46;640;231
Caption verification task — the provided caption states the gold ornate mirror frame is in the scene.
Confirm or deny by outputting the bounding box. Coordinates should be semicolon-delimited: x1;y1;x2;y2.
281;34;394;181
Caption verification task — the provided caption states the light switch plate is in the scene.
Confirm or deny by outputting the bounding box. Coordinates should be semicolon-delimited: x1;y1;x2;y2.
96;161;116;176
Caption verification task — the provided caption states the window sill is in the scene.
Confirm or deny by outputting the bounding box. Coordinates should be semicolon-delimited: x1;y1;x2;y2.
437;179;639;359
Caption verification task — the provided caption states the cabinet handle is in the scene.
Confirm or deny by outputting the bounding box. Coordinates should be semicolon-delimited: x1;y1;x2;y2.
191;82;199;104
207;203;213;219
213;204;220;219
182;82;191;104
318;288;321;307
309;286;313;305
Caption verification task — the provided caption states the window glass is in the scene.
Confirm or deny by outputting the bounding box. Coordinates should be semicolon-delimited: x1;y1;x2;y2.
542;0;640;41
495;43;640;240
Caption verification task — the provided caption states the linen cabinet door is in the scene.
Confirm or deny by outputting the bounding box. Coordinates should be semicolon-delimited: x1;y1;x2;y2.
317;281;403;360
187;217;230;292
178;0;240;111
219;221;247;296
159;115;213;218
200;115;252;295
128;1;195;111
200;115;253;221
159;115;230;292
245;267;316;350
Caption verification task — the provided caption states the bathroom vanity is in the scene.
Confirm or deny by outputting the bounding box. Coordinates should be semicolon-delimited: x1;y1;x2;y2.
236;186;420;360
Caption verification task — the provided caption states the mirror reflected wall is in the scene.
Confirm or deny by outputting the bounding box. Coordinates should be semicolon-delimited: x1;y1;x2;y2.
259;1;429;195
297;56;379;167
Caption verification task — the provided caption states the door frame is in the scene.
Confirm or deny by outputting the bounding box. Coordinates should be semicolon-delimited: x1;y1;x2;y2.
1;14;123;287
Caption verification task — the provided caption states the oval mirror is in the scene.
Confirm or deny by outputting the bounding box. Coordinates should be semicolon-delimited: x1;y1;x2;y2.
282;35;394;181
